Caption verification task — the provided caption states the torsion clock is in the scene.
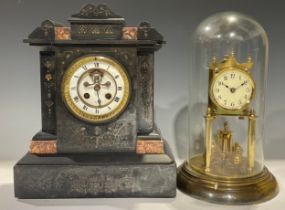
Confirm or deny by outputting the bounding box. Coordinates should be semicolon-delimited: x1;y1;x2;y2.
177;11;278;205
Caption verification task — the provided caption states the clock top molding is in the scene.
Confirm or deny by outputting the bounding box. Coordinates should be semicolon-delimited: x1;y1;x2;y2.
69;4;124;20
24;4;164;51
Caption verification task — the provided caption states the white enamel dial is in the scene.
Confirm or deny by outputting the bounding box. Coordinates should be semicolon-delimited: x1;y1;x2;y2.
62;55;130;123
211;69;255;110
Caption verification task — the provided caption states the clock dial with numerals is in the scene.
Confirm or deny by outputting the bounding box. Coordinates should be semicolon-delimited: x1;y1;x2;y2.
211;69;255;110
62;55;130;123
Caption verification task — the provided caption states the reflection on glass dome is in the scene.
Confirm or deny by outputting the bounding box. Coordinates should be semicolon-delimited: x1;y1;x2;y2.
177;11;278;205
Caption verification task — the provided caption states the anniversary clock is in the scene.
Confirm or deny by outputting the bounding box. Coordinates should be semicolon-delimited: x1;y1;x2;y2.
177;12;278;204
14;4;176;198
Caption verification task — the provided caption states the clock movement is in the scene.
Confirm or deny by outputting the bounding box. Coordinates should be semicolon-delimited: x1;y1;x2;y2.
14;4;176;198
177;12;278;204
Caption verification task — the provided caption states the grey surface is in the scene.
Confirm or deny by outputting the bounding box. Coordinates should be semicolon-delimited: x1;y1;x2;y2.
1;160;284;210
14;141;176;198
1;0;285;160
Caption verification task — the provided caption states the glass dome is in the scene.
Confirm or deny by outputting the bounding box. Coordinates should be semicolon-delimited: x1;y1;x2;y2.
177;11;278;204
189;11;268;177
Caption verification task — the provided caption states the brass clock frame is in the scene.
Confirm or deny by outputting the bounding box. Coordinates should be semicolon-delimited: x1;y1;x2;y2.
208;53;256;116
61;55;130;124
209;68;256;114
204;52;257;173
178;52;278;204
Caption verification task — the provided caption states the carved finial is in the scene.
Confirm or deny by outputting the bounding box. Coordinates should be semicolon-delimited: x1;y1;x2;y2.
71;4;123;19
245;56;253;71
249;108;256;116
209;56;218;72
41;20;55;28
207;107;212;114
209;52;254;72
139;22;151;28
242;55;254;71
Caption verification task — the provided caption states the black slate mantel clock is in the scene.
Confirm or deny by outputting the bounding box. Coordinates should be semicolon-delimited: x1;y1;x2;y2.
14;4;176;198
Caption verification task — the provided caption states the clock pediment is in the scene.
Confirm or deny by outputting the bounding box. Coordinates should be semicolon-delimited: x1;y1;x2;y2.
70;4;124;20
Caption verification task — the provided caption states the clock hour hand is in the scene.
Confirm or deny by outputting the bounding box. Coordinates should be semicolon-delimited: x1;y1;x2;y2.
85;81;111;88
222;83;230;89
100;81;111;88
83;81;96;87
222;82;236;93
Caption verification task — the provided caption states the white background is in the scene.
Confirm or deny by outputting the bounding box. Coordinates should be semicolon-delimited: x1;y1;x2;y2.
0;0;284;209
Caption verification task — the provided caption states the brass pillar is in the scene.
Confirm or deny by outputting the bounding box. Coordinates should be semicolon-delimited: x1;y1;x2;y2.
205;108;215;172
248;110;256;171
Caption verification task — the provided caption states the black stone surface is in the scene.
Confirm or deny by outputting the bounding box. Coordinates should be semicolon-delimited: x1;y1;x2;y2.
40;51;56;134
14;142;176;198
55;48;138;153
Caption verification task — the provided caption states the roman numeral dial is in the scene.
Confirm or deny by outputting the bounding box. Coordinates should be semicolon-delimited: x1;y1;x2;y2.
211;69;255;110
62;55;130;123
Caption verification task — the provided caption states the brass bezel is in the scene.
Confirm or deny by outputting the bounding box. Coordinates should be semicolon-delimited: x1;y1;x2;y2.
209;68;256;114
61;55;130;124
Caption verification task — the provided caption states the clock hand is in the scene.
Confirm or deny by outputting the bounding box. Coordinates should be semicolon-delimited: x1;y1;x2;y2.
96;90;102;107
100;81;111;88
221;82;237;93
94;84;102;107
235;81;247;90
86;81;111;88
83;81;96;87
222;83;230;89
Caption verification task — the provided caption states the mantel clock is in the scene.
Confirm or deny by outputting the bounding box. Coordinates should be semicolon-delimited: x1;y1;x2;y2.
177;12;278;204
14;4;176;199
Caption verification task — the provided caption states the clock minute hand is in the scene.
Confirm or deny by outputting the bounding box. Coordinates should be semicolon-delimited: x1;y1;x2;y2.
96;90;102;107
235;81;247;90
94;84;102;107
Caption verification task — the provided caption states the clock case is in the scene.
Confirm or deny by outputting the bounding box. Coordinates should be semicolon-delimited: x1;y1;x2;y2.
177;12;278;204
14;4;176;198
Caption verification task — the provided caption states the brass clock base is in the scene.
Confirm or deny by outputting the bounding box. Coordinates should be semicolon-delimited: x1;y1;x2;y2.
177;161;278;205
